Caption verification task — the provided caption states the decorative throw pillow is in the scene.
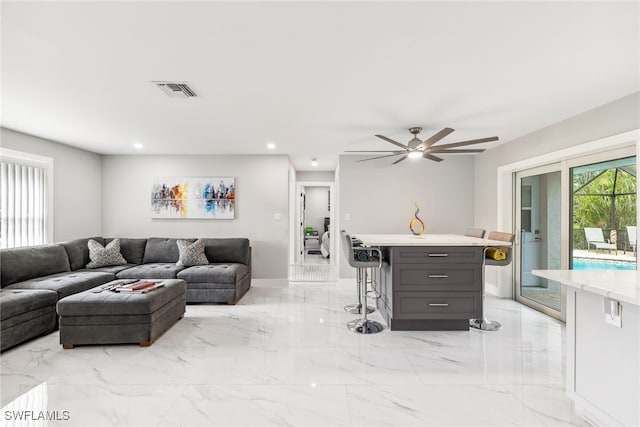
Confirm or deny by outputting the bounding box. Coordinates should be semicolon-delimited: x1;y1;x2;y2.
86;238;127;269
177;239;209;267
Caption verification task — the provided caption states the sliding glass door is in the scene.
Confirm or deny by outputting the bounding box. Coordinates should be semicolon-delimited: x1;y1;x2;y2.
513;146;637;321
515;164;564;319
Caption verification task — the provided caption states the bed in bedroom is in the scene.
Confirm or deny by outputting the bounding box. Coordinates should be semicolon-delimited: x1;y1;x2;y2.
320;231;330;258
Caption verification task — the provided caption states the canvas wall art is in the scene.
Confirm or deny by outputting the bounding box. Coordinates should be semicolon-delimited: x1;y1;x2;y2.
151;177;235;219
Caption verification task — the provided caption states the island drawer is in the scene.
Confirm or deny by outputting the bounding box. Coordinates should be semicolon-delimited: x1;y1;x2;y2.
394;264;481;291
391;247;482;264
393;292;481;319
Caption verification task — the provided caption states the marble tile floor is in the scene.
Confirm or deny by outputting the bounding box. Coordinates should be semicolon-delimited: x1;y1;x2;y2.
0;279;587;427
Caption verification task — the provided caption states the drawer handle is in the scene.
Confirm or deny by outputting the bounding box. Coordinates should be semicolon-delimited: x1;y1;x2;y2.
428;253;449;257
428;274;449;278
428;303;449;307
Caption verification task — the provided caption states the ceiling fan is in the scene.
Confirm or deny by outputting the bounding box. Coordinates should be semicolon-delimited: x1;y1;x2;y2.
346;127;499;165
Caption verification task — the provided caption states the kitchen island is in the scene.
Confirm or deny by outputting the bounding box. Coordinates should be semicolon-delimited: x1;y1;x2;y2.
532;269;639;427
354;234;510;331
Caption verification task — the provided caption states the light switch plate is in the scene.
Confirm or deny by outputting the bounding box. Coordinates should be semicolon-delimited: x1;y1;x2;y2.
273;213;282;221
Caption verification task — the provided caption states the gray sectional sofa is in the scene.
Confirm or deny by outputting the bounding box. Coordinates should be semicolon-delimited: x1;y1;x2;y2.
0;237;251;351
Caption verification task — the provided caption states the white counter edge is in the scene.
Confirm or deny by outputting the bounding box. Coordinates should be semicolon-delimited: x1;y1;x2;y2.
532;269;640;306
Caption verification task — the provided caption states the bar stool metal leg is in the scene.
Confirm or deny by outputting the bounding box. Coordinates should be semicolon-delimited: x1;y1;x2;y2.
470;241;513;332
469;269;502;331
469;296;502;330
347;267;383;334
344;268;374;314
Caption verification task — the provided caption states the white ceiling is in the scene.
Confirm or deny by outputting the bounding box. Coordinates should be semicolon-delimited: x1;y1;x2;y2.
2;1;638;171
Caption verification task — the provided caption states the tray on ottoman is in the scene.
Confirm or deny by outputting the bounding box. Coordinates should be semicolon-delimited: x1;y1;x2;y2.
57;279;186;348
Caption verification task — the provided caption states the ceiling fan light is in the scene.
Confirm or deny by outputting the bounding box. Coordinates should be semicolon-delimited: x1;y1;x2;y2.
408;151;422;159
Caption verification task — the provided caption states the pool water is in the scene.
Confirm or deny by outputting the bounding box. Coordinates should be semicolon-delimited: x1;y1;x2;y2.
573;258;637;270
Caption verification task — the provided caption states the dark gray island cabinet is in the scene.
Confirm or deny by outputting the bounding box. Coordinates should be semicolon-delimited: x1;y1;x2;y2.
355;234;499;331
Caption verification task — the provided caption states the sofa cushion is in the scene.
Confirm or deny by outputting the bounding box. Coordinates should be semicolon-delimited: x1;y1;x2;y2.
0;289;58;321
1;244;71;288
1;305;57;352
105;238;147;264
116;263;186;280
59;237;105;271
86;239;127;269
177;263;249;285
203;238;250;265
5;271;115;300
80;264;137;275
143;238;193;264
177;239;209;267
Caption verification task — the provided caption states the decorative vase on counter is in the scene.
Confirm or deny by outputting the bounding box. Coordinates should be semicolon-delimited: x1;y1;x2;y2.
409;202;425;236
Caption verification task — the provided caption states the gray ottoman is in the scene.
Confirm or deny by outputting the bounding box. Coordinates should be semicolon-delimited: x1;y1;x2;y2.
57;279;186;348
1;289;58;352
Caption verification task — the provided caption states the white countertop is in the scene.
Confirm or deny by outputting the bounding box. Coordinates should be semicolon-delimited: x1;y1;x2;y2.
532;269;640;306
353;233;511;247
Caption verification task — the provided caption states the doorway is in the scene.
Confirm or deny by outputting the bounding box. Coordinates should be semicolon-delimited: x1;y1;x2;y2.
515;164;565;319
289;182;336;282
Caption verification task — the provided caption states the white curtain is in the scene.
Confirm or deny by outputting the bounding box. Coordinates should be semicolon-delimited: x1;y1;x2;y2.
1;162;47;248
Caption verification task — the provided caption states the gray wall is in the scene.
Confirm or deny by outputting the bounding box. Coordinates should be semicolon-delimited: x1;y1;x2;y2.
304;186;330;241
297;171;335;182
338;154;475;277
101;154;290;278
0;127;103;241
474;92;640;232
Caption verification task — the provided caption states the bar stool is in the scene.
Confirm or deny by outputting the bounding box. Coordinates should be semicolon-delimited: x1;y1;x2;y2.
465;228;486;238
470;230;515;331
342;232;374;315
341;231;384;334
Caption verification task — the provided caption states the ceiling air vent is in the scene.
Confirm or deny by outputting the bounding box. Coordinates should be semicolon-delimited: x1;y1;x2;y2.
153;81;197;98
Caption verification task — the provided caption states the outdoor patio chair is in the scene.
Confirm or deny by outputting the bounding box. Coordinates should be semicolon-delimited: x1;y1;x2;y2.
627;226;636;255
584;227;617;254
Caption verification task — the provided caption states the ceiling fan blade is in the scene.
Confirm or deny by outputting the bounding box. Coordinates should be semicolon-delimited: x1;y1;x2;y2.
356;153;406;162
431;136;498;150
418;127;455;150
375;134;410;149
391;155;408;165
430;148;486;154
423;153;444;162
345;150;405;153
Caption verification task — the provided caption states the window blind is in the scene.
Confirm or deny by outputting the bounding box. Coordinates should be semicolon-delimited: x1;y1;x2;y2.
0;161;47;248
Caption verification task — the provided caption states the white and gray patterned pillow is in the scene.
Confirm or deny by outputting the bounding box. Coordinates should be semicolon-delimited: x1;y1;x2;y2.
86;239;127;269
177;239;209;267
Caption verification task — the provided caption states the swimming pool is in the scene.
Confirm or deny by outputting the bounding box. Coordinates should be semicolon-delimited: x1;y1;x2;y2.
573;258;637;270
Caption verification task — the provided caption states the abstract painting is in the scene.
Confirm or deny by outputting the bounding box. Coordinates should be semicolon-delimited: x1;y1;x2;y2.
151;177;235;219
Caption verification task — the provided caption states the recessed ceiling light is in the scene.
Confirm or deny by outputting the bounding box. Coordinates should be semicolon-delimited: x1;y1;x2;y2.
267;142;276;150
311;158;318;167
133;143;143;150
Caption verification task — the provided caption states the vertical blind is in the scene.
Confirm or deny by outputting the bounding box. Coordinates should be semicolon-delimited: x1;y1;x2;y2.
0;162;47;248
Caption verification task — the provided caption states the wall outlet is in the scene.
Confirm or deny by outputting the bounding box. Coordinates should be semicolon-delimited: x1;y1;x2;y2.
602;298;622;328
274;213;282;221
345;213;351;221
